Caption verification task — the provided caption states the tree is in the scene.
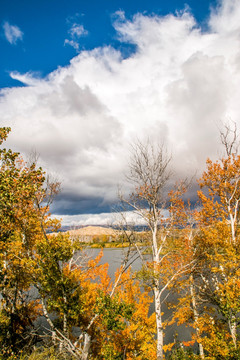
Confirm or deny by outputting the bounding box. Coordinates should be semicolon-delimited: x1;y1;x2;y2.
166;185;205;359
195;153;240;356
219;121;239;157
171;154;240;359
120;141;191;360
0;127;156;359
0;127;60;356
37;241;156;359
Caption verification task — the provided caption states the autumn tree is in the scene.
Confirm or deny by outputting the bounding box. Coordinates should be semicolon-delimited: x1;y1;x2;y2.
171;155;240;358
162;124;240;359
195;153;240;357
120;141;192;360
166;186;205;359
0;128;156;360
0;127;60;356
36;239;156;359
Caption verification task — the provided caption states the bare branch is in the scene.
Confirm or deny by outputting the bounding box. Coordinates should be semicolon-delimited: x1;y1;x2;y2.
219;121;239;156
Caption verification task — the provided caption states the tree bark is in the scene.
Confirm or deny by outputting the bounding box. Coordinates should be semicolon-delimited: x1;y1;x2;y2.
81;333;91;360
229;317;237;349
152;222;164;360
190;277;204;359
154;285;164;360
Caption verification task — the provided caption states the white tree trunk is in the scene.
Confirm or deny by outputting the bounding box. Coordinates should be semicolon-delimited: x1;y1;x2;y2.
228;207;236;246
229;317;237;349
152;222;164;360
154;285;164;360
60;294;68;352
81;333;91;360
190;278;204;359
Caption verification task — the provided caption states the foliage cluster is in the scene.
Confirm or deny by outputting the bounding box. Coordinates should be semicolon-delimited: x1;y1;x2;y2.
1;127;240;360
0;128;156;359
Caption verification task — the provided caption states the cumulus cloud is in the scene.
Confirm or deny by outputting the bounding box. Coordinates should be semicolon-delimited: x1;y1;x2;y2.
3;21;23;44
64;22;88;51
54;211;155;228
10;71;43;86
1;0;240;225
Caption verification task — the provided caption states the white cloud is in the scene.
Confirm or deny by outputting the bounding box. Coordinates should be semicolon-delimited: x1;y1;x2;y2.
10;71;43;86
3;21;23;45
1;0;240;220
64;39;80;51
64;22;88;52
69;23;88;38
54;211;154;227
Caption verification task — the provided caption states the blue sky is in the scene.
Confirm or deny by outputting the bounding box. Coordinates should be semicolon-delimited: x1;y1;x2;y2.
0;0;239;226
1;0;216;88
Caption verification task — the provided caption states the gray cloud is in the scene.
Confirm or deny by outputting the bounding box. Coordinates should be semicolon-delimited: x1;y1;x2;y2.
1;0;240;224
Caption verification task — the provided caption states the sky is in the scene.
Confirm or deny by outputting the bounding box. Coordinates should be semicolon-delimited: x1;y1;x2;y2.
0;0;240;226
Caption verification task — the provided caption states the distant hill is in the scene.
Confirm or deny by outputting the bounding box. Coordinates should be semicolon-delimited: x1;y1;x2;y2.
67;226;117;237
50;226;118;241
50;225;146;244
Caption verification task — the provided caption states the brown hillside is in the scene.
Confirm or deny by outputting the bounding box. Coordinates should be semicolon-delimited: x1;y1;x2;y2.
68;226;116;237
